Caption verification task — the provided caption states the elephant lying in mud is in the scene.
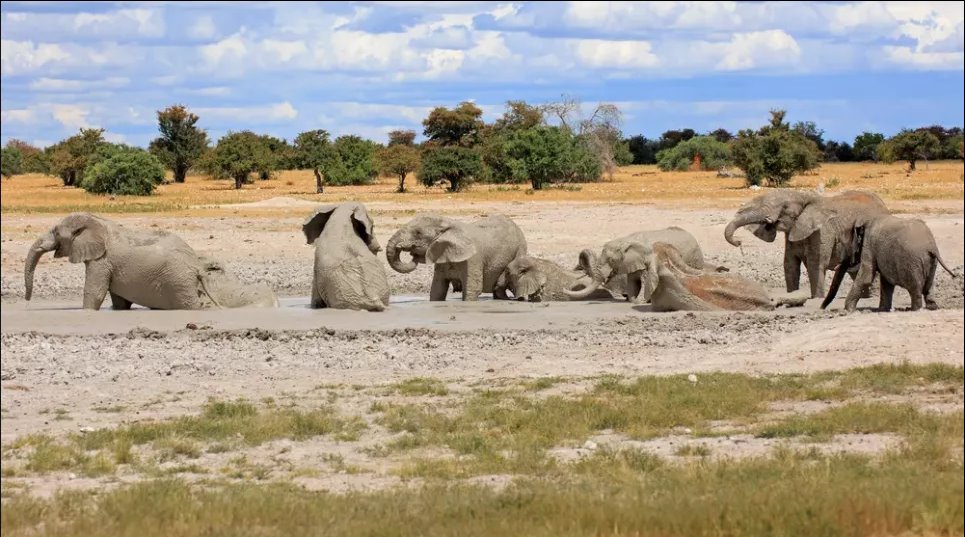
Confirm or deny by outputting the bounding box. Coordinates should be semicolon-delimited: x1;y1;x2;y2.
626;242;803;312
564;227;717;300
303;202;389;312
385;214;527;301
25;213;277;310
821;215;957;312
495;256;620;302
724;189;889;298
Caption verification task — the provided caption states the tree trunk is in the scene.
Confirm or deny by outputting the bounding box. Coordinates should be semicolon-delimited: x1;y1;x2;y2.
314;168;324;194
174;164;187;183
908;159;917;171
234;174;244;189
397;173;406;193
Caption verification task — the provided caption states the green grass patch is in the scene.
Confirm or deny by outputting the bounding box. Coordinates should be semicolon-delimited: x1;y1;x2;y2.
758;403;963;441
3;449;962;537
392;377;449;397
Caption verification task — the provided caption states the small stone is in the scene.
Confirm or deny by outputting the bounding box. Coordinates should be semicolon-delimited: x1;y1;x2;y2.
687;374;698;384
68;473;77;480
79;426;95;433
582;440;598;450
186;323;198;330
486;368;495;373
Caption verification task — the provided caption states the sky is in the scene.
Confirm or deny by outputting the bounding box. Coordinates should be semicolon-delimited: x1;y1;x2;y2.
1;1;963;149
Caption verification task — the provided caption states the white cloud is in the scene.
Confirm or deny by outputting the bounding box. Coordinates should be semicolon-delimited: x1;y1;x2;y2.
0;40;70;75
50;104;91;129
261;39;308;62
883;46;965;69
73;9;164;37
29;76;130;92
0;108;36;123
574;39;659;69
195;102;298;123
716;30;801;71
103;131;127;144
189;15;218;40
187;86;232;97
200;31;248;66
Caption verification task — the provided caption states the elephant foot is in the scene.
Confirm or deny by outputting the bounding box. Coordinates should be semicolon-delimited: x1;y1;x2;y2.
925;298;939;310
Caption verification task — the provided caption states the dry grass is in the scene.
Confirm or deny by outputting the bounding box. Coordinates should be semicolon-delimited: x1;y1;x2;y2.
2;161;961;217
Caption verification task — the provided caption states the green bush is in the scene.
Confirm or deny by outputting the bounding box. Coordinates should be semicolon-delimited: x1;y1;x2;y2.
327;135;378;186
656;136;732;171
1;146;23;178
878;129;942;171
504;126;573;190
730;110;821;187
81;149;165;196
419;146;482;192
208;131;274;189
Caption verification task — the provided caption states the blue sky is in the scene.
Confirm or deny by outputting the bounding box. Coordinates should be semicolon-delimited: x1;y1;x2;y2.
1;1;963;148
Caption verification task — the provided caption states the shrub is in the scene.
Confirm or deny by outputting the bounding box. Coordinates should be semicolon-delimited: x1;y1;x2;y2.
377;144;420;193
504;126;574;190
852;132;885;162
730;110;821;187
1;146;23;178
655;136;731;171
419;146;482;192
4;139;49;174
47;128;108;186
208;131;274;189
879;129;942;171
81;149;165;196
293;130;336;193
327;136;378;186
148;105;208;183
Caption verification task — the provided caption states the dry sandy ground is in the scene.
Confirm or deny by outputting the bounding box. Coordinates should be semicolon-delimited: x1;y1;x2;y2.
1;199;963;496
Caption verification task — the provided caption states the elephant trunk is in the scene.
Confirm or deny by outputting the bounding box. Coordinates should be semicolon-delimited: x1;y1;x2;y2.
724;210;765;247
386;235;417;274
564;250;607;298
563;273;602;299
25;232;57;301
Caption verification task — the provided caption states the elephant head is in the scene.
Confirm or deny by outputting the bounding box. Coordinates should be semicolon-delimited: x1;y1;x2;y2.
562;241;635;299
385;216;476;273
820;217;869;309
500;257;549;301
724;190;824;247
25;213;108;301
303;202;380;254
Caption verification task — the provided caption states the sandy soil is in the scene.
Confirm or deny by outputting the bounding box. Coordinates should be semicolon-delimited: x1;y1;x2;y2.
1;200;963;495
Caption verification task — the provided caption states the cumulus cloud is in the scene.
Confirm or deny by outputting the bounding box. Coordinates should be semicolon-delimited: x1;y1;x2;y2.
50;104;91;129
195;102;299;124
573;39;659;69
715;30;801;71
0;40;70;75
30;76;130;91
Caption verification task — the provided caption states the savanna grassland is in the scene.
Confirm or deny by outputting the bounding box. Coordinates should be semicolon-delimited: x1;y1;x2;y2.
1;161;964;536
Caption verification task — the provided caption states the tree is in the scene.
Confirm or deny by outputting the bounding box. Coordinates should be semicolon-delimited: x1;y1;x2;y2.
81;148;165;196
656;136;732;171
293;130;336;193
209;131;274;189
792;121;825;151
707;128;734;143
419;146;482;192
1;146;23;178
852;132;885;161
149;104;208;183
422;101;484;147
327;135;378;186
388;129;417;147
492;100;544;133
5;139;49;174
822;140;854;162
878;129;941;171
256;135;292;180
504;126;573;190
943;133;963;161
657;129;696;151
377;144;420;193
730;109;821;187
626;135;658;164
47;128;107;186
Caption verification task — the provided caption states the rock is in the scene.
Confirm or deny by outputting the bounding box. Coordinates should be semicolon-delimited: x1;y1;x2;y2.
186;323;198;330
749;185;761;191
583;440;598;450
79;426;95;433
687;374;698;384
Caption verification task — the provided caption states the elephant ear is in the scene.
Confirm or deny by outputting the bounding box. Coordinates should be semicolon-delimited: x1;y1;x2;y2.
426;227;476;264
788;205;827;242
350;204;380;253
302;205;338;245
66;219;107;263
621;243;649;274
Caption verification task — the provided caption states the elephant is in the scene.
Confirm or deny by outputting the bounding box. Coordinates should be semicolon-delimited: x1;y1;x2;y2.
385;214;527;301
302;202;389;312
821;215;956;312
724;189;889;298
24;213;277;310
626;242;775;311
494;256;619;302
563;227;713;300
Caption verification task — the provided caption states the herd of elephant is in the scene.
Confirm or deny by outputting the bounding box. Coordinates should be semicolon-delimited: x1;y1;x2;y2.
24;189;956;314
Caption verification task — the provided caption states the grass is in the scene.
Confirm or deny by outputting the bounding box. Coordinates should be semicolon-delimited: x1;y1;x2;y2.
757;403;963;441
3;448;962;537
2;161;962;216
4;399;365;476
391;377;449;397
673;444;713;457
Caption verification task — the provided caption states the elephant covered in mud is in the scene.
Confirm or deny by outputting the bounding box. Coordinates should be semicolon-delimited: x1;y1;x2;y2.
25;213;277;310
563;227;713;300
724;190;889;298
627;242;775;312
495;256;619;302
302;202;389;312
821;215;957;312
385;214;527;301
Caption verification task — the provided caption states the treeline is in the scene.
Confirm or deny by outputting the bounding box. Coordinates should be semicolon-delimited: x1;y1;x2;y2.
1;100;962;196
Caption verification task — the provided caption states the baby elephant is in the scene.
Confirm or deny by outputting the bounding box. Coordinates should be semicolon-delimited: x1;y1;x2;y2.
303;202;390;312
495;256;618;302
821;215;955;312
625;242;774;311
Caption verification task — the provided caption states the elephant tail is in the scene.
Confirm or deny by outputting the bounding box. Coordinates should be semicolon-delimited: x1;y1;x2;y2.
932;252;957;278
198;274;225;309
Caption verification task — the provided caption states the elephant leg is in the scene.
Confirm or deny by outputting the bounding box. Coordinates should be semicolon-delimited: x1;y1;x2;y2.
844;260;876;312
311;283;326;309
909;290;924;311
429;271;449;301
877;279;895;312
626;274;643;303
82;262;111;310
109;292;133;310
805;241;826;299
784;250;802;293
923;258;939;310
462;262;483;301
